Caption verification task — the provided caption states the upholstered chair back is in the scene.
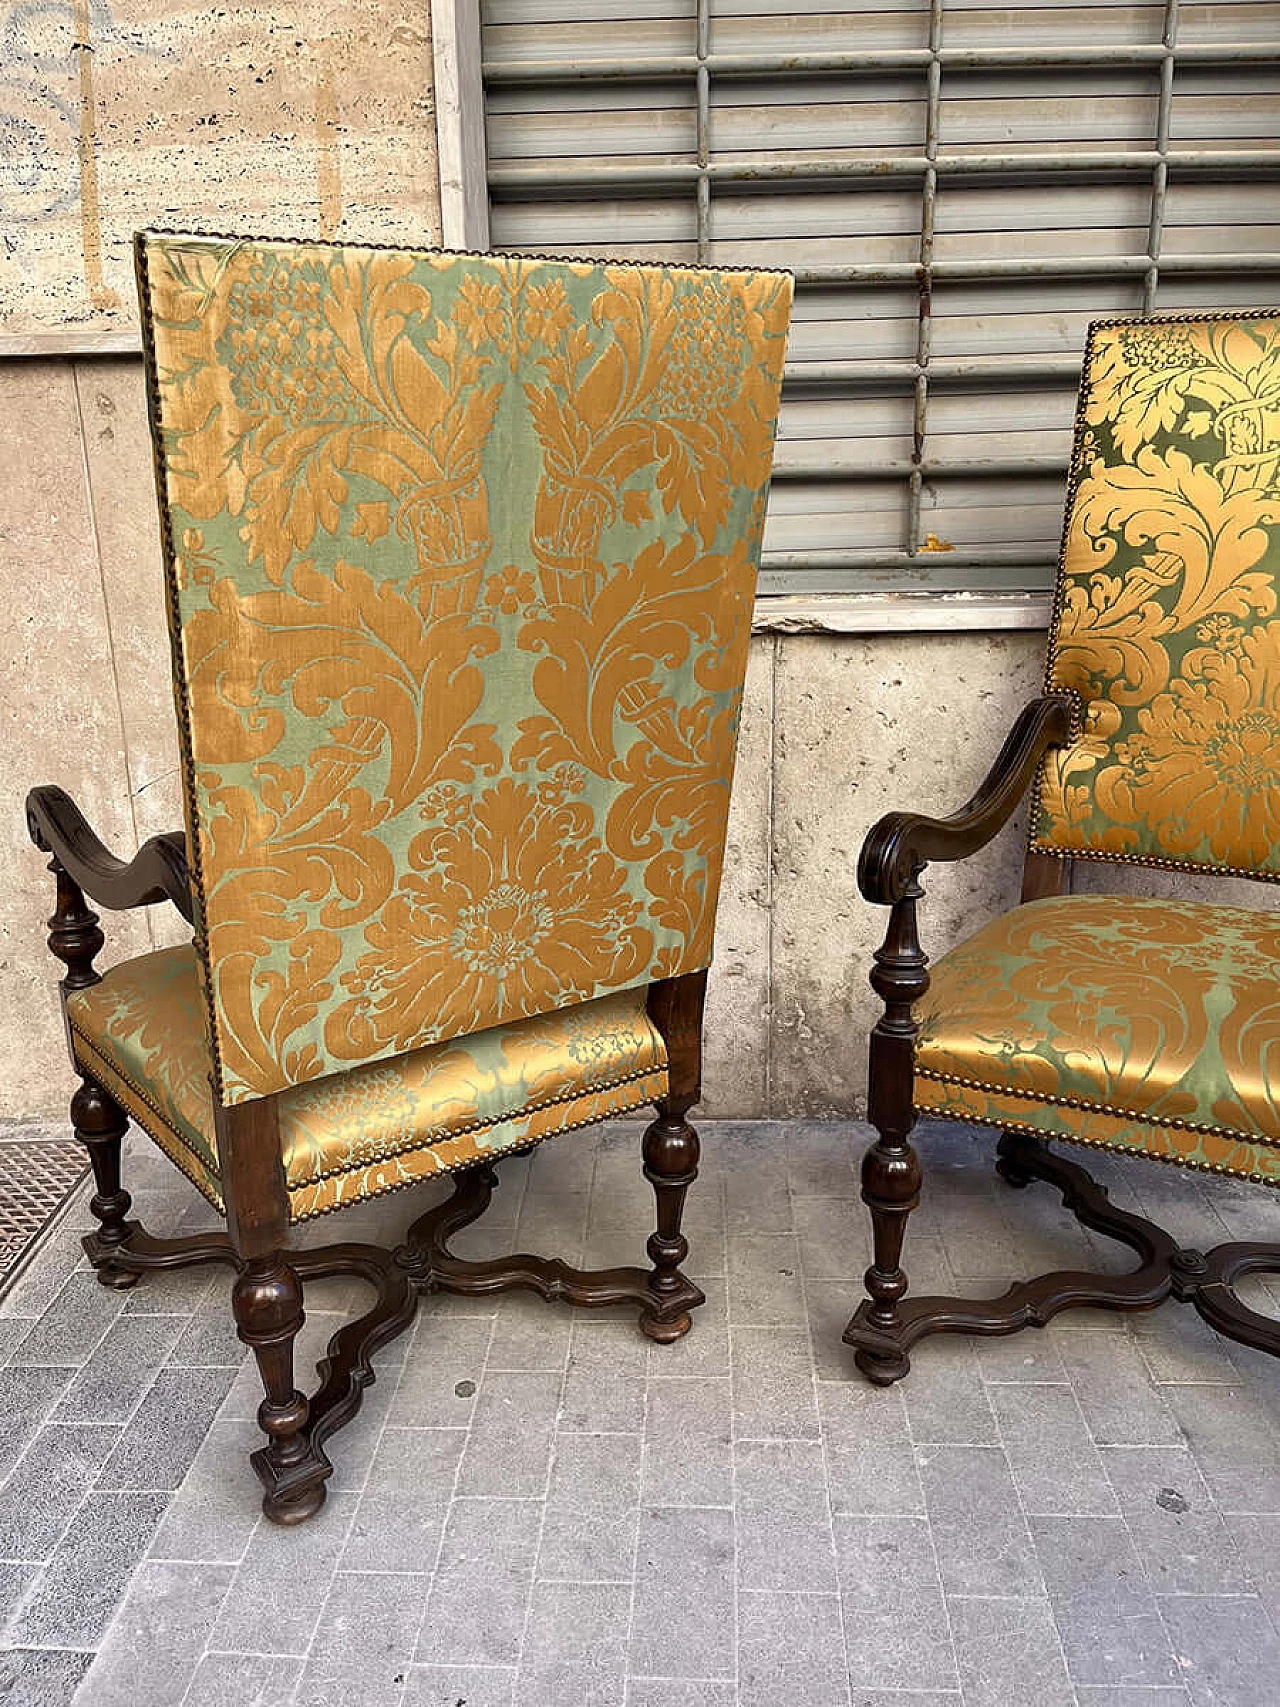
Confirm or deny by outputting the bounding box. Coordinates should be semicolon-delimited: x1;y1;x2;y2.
1030;313;1280;881
137;233;792;1105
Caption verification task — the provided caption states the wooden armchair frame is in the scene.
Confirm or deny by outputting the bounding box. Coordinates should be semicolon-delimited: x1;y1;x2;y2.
846;694;1280;1383
28;786;707;1525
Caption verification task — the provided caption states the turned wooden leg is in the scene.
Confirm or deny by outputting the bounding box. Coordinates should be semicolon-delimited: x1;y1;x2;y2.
639;1104;704;1343
855;1122;923;1384
232;1255;324;1524
72;1077;141;1290
849;875;928;1386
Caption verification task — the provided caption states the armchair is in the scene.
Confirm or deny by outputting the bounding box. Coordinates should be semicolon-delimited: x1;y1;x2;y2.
29;231;791;1520
847;311;1280;1383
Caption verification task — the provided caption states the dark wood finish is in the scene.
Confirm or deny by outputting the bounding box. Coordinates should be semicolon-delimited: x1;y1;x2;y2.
845;1134;1280;1366
27;786;193;923
215;1096;331;1524
1020;850;1071;902
397;1160;703;1333
640;971;708;1342
854;879;927;1384
851;679;1279;1377
72;1078;141;1290
857;694;1074;907
42;854;104;998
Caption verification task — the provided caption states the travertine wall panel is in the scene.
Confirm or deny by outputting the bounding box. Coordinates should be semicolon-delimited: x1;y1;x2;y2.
1;0;439;339
0;360;153;1120
771;631;1046;1115
73;359;184;913
700;639;773;1118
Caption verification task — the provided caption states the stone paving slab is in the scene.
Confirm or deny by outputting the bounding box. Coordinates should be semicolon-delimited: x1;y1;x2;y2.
0;1119;1273;1706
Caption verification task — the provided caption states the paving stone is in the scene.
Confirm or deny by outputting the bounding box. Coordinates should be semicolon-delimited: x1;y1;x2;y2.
1060;1330;1184;1445
646;1277;730;1379
903;1337;998;1446
181;1651;303;1707
919;1444;1042;1598
731;1323;819;1439
735;1437;838;1592
1159;1382;1280;1513
0;1647;93;1707
1074;1689;1191;1706
1031;1513;1179;1687
1222;1512;1280;1621
0;1422;119;1559
1159;1593;1280;1707
727;1231;806;1324
989;1382;1117;1515
485;1291;573;1372
630;1506;736;1679
536;1430;640;1583
0;1365;75;1482
296;1568;428;1706
783;1120;862;1199
835;1513;959;1692
973;1331;1069;1384
145;1418;263;1564
819;1382;926;1517
1101;1445;1254;1596
642;1376;732;1507
456;1369;561;1497
723;1128;793;1233
208;1491;357;1655
626;1682;736;1707
342;1427;465;1572
561;1320;647;1433
95;1365;238;1491
402;1664;516;1707
55;1313;187;1424
68;1558;234;1706
388;1316;492;1429
5;1489;168;1649
515;1579;629;1707
738;1590;851;1707
948;1595;1075;1707
416;1497;542;1667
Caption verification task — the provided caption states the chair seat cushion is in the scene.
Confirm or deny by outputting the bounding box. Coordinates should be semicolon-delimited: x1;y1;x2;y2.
913;895;1280;1184
67;947;668;1221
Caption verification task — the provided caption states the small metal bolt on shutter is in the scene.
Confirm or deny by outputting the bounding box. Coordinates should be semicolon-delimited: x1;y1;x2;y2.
478;0;1280;606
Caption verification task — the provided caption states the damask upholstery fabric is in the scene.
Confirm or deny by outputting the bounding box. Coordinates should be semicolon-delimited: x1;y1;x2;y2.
913;895;1280;1184
136;233;791;1104
66;947;669;1222
1031;314;1280;878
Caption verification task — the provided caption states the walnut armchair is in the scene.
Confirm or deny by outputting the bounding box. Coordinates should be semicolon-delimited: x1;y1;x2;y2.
28;231;792;1521
847;311;1280;1383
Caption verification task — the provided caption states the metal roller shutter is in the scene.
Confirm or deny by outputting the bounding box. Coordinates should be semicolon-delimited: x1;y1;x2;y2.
476;0;1280;603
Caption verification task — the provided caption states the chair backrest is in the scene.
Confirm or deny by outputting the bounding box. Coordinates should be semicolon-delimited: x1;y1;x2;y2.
1030;311;1280;882
136;232;792;1104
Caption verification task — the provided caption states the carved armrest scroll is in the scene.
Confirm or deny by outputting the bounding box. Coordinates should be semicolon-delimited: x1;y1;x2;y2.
857;693;1076;906
26;785;194;924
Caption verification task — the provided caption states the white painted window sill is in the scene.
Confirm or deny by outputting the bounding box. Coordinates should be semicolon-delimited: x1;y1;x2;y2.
751;592;1052;635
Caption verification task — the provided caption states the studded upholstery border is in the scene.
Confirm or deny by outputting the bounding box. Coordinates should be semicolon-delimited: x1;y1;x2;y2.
1031;313;1280;879
66;947;669;1222
136;232;792;1102
913;895;1280;1184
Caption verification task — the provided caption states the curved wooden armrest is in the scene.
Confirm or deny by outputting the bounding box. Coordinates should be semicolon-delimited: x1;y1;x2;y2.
26;785;195;923
857;693;1075;906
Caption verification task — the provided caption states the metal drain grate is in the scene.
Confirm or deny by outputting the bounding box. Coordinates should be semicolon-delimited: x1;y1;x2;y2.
0;1140;89;1286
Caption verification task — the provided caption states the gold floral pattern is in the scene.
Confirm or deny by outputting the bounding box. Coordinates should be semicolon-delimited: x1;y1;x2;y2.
1033;315;1280;875
66;947;669;1222
913;896;1280;1183
137;233;792;1102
